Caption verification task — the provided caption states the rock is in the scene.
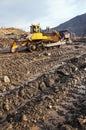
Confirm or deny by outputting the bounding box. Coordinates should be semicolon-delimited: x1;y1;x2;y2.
49;105;52;109
10;85;15;90
47;53;51;56
27;71;30;74
84;68;86;71
75;67;78;71
39;81;47;91
78;118;86;125
44;52;51;56
61;62;66;65
4;103;10;111
22;114;28;121
4;76;10;83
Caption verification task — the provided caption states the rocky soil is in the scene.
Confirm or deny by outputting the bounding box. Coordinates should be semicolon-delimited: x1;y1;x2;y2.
0;41;86;130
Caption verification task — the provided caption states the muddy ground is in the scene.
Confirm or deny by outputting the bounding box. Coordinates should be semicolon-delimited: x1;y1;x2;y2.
0;41;86;130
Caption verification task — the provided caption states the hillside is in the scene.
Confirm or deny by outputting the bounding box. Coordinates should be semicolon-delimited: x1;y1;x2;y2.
54;13;86;36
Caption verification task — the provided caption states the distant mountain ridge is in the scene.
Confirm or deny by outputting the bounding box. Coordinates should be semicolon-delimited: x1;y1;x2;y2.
54;13;86;36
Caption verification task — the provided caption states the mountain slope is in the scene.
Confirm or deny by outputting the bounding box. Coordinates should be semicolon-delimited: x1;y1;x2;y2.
54;13;86;36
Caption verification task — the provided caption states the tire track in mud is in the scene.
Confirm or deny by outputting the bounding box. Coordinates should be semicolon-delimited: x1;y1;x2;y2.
0;43;86;88
0;54;86;130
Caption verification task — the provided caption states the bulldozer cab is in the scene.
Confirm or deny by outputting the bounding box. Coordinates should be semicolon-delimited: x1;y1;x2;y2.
30;24;41;33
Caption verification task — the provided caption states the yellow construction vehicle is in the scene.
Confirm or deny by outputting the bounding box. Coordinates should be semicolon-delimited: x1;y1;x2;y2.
11;24;72;52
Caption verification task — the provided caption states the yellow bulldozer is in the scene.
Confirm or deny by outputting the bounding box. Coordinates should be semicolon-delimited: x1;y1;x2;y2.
11;24;72;52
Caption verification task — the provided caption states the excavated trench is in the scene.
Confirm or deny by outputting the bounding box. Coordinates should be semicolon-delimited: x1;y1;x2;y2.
0;42;86;130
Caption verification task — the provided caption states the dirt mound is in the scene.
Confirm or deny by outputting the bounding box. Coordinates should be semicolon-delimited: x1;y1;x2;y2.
0;28;28;53
0;27;27;35
0;38;14;52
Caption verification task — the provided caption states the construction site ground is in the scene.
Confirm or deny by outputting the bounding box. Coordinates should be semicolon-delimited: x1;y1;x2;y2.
0;41;86;130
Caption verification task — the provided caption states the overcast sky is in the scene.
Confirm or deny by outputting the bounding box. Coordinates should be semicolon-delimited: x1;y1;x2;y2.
0;0;86;30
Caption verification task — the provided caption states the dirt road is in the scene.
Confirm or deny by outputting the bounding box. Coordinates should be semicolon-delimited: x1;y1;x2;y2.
0;43;86;130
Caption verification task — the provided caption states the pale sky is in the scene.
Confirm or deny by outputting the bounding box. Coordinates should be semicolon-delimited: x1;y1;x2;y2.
0;0;86;30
